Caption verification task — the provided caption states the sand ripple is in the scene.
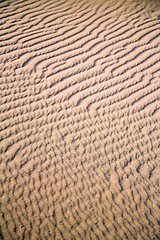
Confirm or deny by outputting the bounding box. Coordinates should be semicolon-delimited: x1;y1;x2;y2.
0;0;160;239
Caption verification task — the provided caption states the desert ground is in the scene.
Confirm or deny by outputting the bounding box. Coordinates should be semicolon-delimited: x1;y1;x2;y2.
0;0;160;239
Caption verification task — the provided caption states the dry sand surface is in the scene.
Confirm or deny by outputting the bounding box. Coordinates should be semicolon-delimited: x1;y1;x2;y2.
0;0;160;239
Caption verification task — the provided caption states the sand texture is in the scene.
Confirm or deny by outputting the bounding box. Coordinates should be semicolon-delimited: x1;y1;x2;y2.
0;0;160;239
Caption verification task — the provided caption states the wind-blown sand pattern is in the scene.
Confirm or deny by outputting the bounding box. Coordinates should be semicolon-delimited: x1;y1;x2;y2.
0;0;160;239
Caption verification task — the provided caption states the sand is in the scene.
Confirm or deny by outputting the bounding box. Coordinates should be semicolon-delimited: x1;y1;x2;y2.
0;0;160;239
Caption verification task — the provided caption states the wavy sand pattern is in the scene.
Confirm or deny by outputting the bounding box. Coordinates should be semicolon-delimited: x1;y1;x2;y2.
0;0;160;239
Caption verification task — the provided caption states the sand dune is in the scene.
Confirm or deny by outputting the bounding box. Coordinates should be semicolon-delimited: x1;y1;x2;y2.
0;0;160;239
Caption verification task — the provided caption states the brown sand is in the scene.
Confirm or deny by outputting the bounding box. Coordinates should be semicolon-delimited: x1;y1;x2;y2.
0;0;160;239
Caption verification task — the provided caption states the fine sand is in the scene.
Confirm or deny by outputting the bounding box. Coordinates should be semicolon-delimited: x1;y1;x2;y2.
0;0;160;239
